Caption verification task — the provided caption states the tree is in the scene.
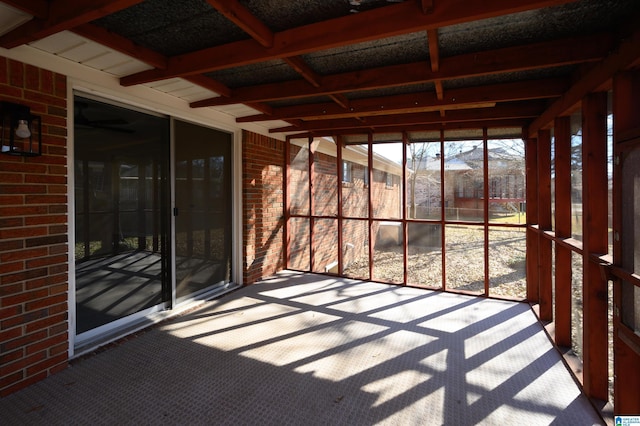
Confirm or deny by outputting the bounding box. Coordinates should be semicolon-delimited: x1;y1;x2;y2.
407;141;439;219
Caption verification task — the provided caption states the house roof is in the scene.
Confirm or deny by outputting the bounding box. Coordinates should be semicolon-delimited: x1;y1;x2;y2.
291;136;405;175
1;0;639;141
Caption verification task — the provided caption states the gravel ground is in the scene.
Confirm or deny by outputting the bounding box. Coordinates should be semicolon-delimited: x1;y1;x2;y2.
344;225;527;299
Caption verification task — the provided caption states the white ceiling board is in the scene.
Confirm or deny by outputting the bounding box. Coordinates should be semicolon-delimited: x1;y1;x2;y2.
7;27;288;139
173;87;216;102
249;119;293;129
144;78;219;106
0;3;31;37
81;51;135;72
29;31;86;55
165;84;214;101
148;78;195;93
58;42;107;63
102;59;152;76
216;104;263;116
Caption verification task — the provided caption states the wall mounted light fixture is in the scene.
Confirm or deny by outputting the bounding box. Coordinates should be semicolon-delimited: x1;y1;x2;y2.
1;101;42;157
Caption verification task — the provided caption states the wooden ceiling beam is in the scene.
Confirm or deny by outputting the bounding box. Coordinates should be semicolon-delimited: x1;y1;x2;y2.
195;1;349;115
245;102;273;116
120;0;578;85
328;94;351;110
72;24;271;114
427;28;445;118
0;0;144;49
269;101;545;133
206;0;273;48
283;53;351;110
283;56;322;88
427;29;440;73
183;75;233;98
191;33;610;108
71;23;241;101
283;58;352;110
287;119;528;139
420;0;435;14
528;27;640;137
236;78;568;122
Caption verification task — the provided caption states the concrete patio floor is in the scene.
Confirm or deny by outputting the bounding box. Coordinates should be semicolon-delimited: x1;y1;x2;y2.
1;271;603;425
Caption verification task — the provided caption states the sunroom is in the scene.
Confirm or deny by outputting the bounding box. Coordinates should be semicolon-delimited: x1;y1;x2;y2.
0;0;639;422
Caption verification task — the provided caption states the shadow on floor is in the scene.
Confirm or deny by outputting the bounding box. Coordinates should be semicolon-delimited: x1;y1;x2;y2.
1;271;602;425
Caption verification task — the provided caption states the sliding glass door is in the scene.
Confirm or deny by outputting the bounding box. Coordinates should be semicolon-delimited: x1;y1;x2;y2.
74;96;170;335
73;97;233;340
174;120;232;301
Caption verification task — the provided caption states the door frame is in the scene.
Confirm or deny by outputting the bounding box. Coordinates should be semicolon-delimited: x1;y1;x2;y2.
68;85;243;357
70;91;172;353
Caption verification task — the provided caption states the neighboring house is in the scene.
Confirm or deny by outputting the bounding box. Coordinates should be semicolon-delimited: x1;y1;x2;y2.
287;138;404;273
408;145;525;221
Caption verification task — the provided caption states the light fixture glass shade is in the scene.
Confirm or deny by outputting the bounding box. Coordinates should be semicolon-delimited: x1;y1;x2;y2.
0;101;42;157
15;120;31;138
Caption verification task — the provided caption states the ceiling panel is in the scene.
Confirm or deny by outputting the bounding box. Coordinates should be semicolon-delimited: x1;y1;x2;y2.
29;32;153;76
0;3;31;37
1;0;638;139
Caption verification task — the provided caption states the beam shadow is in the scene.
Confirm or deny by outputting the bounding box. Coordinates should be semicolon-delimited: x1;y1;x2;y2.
1;272;602;425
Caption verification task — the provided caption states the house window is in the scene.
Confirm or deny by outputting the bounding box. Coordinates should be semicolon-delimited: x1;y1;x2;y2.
343;160;352;183
364;166;369;187
385;172;393;188
457;177;465;197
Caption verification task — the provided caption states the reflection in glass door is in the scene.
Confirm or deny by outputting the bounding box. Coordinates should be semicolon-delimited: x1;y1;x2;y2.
74;96;170;335
174;120;232;300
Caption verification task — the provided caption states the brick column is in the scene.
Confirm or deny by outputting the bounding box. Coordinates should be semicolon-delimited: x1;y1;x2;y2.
0;58;69;396
242;130;284;284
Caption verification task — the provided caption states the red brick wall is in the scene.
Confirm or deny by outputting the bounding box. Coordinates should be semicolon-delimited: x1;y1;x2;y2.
0;58;69;396
287;217;310;270
311;218;338;273
342;219;369;270
242;130;285;284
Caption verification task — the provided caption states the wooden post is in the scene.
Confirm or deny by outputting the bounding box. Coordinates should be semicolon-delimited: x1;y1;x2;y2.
581;91;609;401
525;137;539;302
284;138;291;269
440;131;446;291
483;128;490;296
337;136;344;275
368;133;374;280
402;132;408;285
538;129;553;321
309;137;316;272
554;116;572;347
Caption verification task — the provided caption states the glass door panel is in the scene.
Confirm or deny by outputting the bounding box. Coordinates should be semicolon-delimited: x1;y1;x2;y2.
174;120;232;300
74;95;169;335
